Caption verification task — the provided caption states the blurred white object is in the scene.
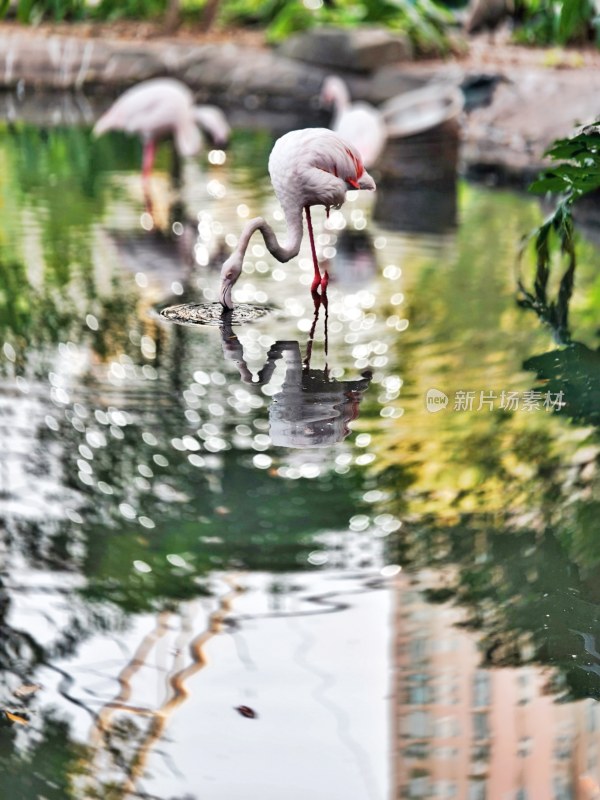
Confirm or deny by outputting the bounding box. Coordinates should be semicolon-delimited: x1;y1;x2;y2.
380;83;464;139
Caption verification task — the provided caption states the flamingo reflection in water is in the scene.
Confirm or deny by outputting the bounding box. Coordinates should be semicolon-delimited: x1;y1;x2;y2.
220;298;372;449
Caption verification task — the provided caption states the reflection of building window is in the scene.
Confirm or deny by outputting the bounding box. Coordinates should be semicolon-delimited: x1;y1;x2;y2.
552;777;570;800
517;671;534;705
433;746;459;759
436;716;459;738
472;712;489;741
408;775;429;797
436;638;458;654
553;736;572;760
407;673;431;705
472;671;490;708
470;744;490;776
406;711;431;739
434;779;457;797
403;743;430;760
410;638;428;663
411;609;431;622
471;745;490;761
518;737;532;758
437;676;458;705
468;779;487;800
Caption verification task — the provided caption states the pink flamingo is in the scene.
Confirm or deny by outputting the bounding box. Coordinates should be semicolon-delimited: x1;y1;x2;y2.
219;127;375;310
93;78;230;183
320;75;387;169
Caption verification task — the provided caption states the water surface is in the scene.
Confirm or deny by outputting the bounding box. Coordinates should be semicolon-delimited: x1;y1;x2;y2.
1;121;600;799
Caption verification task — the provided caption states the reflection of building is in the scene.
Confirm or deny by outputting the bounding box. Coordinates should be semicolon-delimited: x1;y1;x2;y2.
394;572;600;800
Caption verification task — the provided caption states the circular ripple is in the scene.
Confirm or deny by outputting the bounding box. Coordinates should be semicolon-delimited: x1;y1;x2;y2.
160;302;271;327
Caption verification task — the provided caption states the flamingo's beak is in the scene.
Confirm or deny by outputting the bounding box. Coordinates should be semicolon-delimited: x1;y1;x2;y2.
346;171;376;192
357;171;376;191
219;254;241;311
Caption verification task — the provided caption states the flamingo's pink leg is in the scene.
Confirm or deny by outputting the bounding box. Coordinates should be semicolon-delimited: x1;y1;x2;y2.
305;206;322;295
142;139;156;183
303;294;321;371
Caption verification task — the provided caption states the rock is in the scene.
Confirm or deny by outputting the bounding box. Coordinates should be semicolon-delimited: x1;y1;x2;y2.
278;26;413;73
102;50;165;85
462;66;600;181
369;65;434;105
378;117;461;182
182;45;328;111
0;32;330;118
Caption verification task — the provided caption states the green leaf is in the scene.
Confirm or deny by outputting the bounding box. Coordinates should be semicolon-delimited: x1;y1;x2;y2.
529;176;569;195
558;0;591;42
17;0;36;23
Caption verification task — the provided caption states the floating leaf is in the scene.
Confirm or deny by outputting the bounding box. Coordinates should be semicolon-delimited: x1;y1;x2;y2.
14;684;41;698
234;705;257;719
4;710;29;725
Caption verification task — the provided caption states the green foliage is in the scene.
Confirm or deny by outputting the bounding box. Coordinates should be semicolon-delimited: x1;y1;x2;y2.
0;712;86;799
5;0;86;23
520;128;600;337
0;0;451;39
221;0;452;53
0;0;170;21
514;0;599;45
90;0;167;21
529;130;600;201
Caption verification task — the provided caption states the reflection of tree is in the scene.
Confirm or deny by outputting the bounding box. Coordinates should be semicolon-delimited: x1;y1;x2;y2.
85;585;239;798
0;124;136;280
356;185;600;702
0;710;86;799
0;126;150;367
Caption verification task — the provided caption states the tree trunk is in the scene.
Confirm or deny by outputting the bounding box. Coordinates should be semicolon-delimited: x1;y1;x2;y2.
200;0;222;32
164;0;181;33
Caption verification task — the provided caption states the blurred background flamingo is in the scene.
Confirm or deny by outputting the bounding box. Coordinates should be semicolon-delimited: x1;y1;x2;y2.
93;77;230;185
219;127;375;309
320;74;387;169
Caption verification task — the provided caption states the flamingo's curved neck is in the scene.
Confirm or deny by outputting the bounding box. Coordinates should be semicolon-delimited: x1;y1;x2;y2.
237;202;304;264
330;81;350;121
